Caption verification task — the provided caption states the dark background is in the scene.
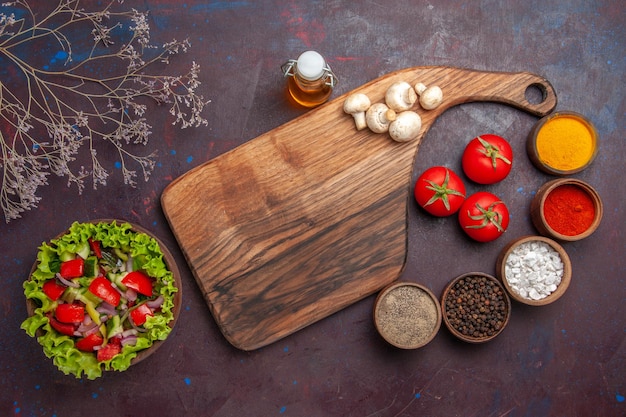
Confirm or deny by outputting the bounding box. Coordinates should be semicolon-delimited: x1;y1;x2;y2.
1;1;624;416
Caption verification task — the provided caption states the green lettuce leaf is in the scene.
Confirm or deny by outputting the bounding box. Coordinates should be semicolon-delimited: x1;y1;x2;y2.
21;221;179;380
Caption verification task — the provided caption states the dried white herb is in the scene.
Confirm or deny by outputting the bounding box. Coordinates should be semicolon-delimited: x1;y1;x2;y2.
0;0;209;222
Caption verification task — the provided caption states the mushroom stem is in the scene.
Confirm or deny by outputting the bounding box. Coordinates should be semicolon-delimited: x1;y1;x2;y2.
353;112;367;130
415;83;427;95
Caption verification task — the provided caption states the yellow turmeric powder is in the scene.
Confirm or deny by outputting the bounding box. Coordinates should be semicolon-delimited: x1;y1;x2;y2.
535;114;597;171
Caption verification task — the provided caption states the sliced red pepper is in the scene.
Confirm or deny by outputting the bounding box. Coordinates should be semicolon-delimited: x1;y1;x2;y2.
130;303;154;326
42;279;66;301
59;258;84;278
122;271;154;296
75;333;104;352
88;276;121;306
88;238;102;259
55;303;85;323
48;315;76;336
97;337;121;362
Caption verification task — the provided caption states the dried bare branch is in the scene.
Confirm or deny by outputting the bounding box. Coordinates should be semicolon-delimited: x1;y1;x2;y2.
0;0;209;221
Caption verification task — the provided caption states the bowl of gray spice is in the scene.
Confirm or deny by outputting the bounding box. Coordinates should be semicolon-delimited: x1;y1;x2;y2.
373;282;441;349
441;272;511;343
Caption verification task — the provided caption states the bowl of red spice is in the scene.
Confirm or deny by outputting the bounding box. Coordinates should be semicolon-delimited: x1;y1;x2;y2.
496;235;572;306
526;111;598;176
441;272;511;344
373;282;441;349
531;178;603;241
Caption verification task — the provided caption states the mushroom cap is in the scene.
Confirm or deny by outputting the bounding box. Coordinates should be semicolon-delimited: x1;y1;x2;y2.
385;81;418;112
366;103;396;133
388;111;422;142
343;93;371;114
419;85;443;110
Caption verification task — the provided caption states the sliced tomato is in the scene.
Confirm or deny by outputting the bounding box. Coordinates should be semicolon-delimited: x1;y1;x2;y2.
59;258;84;278
42;279;66;301
75;333;104;352
88;276;121;306
97;338;122;362
48;315;76;336
130;303;154;326
88;238;102;259
122;271;153;296
55;303;85;323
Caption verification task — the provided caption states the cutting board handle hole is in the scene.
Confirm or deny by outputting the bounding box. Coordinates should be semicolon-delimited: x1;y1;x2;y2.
525;83;548;105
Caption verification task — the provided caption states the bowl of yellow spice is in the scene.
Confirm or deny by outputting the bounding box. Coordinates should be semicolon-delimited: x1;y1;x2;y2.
526;111;598;176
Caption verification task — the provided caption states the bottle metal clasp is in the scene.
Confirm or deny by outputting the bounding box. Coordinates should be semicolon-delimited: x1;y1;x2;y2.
281;59;337;89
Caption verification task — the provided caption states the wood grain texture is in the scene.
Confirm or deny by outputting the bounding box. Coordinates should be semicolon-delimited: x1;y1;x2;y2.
161;66;557;350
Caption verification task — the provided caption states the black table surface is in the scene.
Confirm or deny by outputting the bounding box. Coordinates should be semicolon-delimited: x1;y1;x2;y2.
1;1;624;416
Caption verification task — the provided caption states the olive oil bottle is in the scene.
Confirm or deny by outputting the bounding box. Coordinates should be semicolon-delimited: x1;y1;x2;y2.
281;51;337;108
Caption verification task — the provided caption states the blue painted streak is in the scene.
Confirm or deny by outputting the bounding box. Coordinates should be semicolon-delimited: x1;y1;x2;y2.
149;2;252;31
190;2;252;13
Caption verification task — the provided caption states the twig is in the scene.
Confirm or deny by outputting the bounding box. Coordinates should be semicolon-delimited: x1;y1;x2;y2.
0;0;209;222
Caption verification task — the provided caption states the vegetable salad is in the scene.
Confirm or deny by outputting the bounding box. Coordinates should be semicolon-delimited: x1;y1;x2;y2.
21;221;179;380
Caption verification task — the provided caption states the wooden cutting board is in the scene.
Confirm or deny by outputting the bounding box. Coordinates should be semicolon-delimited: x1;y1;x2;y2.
161;66;557;350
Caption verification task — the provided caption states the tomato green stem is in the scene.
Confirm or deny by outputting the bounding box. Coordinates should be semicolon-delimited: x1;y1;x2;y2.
465;201;506;231
477;136;511;169
424;169;465;211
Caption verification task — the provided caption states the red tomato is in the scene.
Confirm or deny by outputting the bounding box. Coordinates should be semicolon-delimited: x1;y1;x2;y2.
59;258;84;278
458;192;509;242
48;315;77;336
122;271;153;296
88;276;121;306
414;166;466;216
42;279;66;301
97;338;122;362
130;303;154;326
75;333;104;352
462;134;513;184
88;238;102;259
55;303;85;323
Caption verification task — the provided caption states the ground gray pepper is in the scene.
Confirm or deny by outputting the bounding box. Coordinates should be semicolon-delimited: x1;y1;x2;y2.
376;285;439;347
444;275;509;340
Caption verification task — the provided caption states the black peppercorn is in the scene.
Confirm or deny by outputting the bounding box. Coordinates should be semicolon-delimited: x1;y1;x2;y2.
443;274;510;342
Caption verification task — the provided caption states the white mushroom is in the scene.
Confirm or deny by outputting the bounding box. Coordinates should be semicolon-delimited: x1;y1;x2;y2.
385;81;418;112
343;93;371;130
415;83;443;110
388;111;422;142
366;103;397;133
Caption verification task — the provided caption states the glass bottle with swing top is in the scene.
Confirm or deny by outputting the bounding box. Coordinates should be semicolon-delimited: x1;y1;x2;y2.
281;51;337;108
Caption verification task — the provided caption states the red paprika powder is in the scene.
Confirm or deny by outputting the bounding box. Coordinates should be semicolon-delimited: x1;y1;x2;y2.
543;184;595;236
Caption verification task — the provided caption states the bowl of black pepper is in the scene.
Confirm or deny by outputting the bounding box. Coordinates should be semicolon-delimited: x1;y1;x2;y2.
441;272;511;343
